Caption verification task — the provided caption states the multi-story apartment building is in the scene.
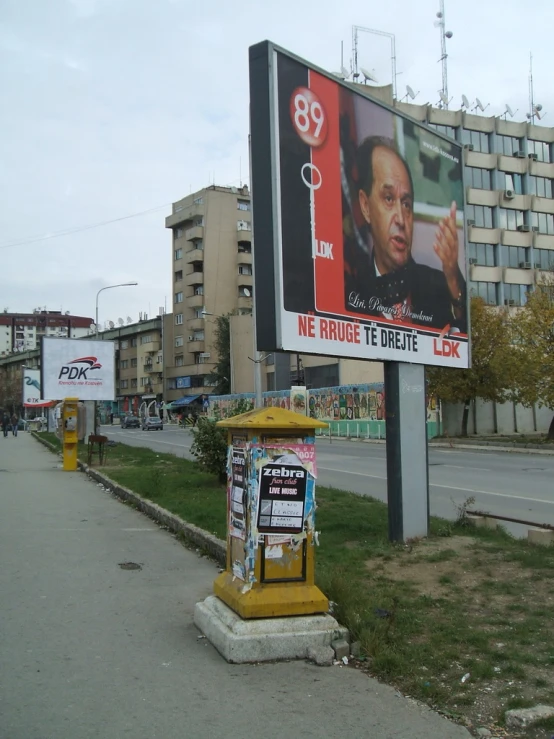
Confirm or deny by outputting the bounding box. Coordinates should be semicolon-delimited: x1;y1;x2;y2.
164;184;253;402
0;310;93;357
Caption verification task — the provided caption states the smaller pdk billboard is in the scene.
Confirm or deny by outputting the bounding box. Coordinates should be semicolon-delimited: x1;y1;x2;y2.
41;338;116;401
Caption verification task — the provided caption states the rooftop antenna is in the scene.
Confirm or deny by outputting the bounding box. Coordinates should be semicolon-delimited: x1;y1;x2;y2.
472;97;489;114
352;25;397;99
401;85;419;102
461;94;471;110
526;53;545;122
434;0;453;109
503;103;518;120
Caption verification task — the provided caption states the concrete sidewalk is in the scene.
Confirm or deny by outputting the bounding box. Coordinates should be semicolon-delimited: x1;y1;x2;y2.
0;434;471;739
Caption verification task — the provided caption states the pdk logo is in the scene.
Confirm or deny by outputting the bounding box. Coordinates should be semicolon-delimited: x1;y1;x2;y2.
58;356;102;381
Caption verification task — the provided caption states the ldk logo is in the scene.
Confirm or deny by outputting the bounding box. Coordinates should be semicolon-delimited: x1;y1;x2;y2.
58;356;102;380
433;325;460;359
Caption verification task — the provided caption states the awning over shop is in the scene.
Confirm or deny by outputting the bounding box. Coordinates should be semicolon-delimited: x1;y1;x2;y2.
170;394;201;408
24;400;55;408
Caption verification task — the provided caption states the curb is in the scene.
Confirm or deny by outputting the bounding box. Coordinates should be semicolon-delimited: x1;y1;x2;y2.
32;433;226;565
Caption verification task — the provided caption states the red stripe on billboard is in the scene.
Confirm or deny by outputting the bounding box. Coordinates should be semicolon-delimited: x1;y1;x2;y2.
309;71;343;315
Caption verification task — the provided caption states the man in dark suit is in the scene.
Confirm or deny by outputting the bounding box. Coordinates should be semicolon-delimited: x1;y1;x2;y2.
346;136;466;332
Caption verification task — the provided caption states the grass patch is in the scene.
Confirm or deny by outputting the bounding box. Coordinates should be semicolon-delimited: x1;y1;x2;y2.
35;432;554;734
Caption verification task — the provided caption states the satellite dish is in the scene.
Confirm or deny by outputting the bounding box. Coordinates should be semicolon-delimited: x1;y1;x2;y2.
108;321;115;329
475;98;485;111
406;85;416;99
89;323;96;331
332;71;346;80
360;67;378;84
439;91;449;105
340;65;350;79
126;316;132;324
461;94;470;109
445;30;453;38
117;317;124;326
535;104;543;112
243;288;251;297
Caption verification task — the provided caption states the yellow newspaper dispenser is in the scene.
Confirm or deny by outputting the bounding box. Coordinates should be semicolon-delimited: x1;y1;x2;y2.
61;397;79;471
214;407;328;619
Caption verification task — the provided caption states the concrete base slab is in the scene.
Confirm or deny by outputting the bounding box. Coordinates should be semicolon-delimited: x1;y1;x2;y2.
528;528;554;546
194;595;347;664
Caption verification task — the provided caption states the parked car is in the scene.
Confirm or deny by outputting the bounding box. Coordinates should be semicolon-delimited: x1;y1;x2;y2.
142;415;163;431
121;415;140;429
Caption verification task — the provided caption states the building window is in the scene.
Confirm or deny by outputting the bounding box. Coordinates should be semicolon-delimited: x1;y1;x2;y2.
238;264;252;275
194;352;210;364
140;377;150;387
504;283;529;306
193;285;204;296
466;167;491;190
461;129;490;153
175;336;184;347
528;176;553;199
174;270;183;282
193;196;204;205
237;200;251;211
175;314;183;325
120;340;129;349
167;378;176;390
192;330;204;341
466;204;493;229
175;292;183;304
468;243;496;267
191;375;206;387
131;378;138;388
497;208;524;230
528;140;551;163
468;281;498;305
194;308;205;319
501;245;530;268
534;249;554;270
175;355;184;367
428;123;456;139
496;135;522;156
530;212;554;234
120;379;129;389
189;239;203;250
140;335;152;344
120;359;129;369
503;172;523;194
174;248;183;260
238;242;252;253
131;337;137;347
175;227;185;239
131;358;138;368
237;220;252;231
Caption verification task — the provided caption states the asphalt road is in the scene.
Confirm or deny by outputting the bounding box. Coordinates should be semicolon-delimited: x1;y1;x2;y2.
103;425;554;537
0;433;471;739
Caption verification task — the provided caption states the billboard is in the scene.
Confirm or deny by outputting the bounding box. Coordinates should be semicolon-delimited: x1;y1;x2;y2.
249;42;469;368
41;338;116;401
22;368;42;406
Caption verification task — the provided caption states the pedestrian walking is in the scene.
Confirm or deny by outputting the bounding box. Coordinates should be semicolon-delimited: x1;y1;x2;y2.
2;413;10;438
11;413;18;437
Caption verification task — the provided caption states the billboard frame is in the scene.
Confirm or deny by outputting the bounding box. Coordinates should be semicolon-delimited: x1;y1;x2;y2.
249;40;471;370
41;337;116;402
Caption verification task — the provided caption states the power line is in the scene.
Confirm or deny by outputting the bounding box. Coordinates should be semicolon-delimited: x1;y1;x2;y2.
0;202;171;250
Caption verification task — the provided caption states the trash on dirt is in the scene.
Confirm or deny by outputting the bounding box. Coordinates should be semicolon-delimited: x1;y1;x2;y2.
461;673;470;683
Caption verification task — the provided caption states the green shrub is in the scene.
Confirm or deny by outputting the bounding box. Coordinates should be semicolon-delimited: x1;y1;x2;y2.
190;417;228;483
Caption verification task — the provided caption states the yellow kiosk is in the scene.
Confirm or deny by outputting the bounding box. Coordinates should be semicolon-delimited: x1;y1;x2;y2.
214;407;328;618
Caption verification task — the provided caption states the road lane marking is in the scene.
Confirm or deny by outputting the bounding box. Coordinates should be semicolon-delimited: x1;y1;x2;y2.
319;466;554;506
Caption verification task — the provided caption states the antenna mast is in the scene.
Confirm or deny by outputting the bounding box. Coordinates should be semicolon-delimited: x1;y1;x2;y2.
529;53;534;121
435;0;453;109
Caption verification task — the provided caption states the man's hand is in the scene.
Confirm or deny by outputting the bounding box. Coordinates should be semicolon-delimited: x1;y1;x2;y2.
434;201;461;301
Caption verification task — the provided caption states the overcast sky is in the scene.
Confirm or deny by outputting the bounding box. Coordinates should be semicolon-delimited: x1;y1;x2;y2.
1;0;552;326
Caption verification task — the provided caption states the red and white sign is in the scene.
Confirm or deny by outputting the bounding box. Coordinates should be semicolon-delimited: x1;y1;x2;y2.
42;338;116;401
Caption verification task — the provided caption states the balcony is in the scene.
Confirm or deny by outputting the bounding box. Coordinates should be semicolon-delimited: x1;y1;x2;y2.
144;341;161;353
237;274;253;287
237;225;252;240
186;271;204;287
237;296;253;311
188;317;205;331
237;250;252;264
188;339;205;353
186;248;204;263
143;363;157;373
185;225;204;242
165;203;204;229
189;294;204;308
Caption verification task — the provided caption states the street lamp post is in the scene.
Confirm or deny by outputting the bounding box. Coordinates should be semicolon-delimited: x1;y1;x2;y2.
94;282;138;430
